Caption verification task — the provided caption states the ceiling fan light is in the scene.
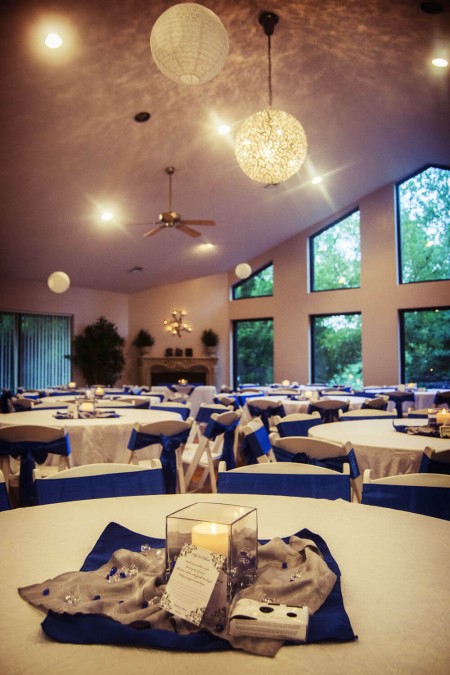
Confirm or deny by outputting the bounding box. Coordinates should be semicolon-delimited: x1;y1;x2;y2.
150;3;229;85
235;108;307;184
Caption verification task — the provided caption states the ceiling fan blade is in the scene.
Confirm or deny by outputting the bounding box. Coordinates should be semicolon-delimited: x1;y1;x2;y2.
181;219;216;226
176;224;202;237
143;225;165;238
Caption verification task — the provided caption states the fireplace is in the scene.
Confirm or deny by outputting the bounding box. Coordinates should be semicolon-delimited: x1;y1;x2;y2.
139;356;219;388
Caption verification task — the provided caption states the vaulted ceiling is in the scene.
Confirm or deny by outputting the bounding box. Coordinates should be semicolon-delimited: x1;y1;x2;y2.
1;0;449;293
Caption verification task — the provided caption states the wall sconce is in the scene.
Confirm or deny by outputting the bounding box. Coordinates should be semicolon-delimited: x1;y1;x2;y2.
163;310;192;337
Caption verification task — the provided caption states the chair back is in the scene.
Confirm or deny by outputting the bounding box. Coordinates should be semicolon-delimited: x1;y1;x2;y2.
0;469;11;511
127;419;192;493
241;418;275;463
217;461;351;501
419;448;450;475
433;391;450;407
339;408;396;421
362;469;450;520
34;460;165;504
387;390;415;418
361;396;389;411
308;399;349;423
0;425;72;506
246;398;286;431
274;412;322;437
151;402;191;420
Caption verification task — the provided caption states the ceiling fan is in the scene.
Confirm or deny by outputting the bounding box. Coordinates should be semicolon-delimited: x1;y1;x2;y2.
142;166;216;238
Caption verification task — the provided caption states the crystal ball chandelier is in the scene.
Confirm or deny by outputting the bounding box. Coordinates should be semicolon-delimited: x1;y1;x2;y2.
234;11;307;185
150;3;229;85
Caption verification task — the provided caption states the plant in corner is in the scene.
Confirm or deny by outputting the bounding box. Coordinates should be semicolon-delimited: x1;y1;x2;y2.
72;316;125;386
201;328;219;355
133;329;155;350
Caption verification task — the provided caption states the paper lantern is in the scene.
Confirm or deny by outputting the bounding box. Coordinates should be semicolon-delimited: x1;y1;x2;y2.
235;263;252;279
150;3;229;85
48;271;70;293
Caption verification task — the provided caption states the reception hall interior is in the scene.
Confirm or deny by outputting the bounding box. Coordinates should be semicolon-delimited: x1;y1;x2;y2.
0;1;449;673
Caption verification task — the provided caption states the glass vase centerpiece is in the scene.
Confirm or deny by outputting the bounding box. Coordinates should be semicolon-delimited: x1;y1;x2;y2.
166;502;257;600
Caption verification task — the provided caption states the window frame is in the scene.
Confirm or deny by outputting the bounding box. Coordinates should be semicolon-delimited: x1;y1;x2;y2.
232;317;274;390
310;311;362;386
309;208;361;293
231;261;274;300
399;305;450;387
396;163;450;285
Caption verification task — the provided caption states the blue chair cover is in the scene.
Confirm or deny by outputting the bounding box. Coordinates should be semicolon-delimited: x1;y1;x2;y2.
362;483;450;520
151;404;190;420
127;428;190;493
276;418;322;437
308;401;349;424
41;521;356;650
218;471;351;501
361;398;388;411
241;425;272;464
203;415;241;470
213;396;240;411
340;413;394;421
387;391;415;418
36;469;165;505
0;435;71;507
272;448;360;479
1;390;14;413
433;391;450;406
0;481;11;511
247;403;286;431
419;453;450;475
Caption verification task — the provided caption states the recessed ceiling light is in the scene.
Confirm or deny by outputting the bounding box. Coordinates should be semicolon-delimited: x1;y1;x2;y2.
100;211;113;221
134;112;151;123
217;124;231;135
432;57;448;68
45;33;63;49
312;176;323;184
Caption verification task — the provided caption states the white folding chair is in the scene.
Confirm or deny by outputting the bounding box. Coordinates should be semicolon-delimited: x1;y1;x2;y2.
217;461;351;501
268;434;361;502
362;469;450;520
181;409;242;493
241;418;276;463
127;419;192;493
33;460;165;504
0;425;73;506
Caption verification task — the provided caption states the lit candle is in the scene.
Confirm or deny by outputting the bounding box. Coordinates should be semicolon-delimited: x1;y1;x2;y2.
436;410;450;426
68;381;77;390
94;386;105;397
191;522;229;556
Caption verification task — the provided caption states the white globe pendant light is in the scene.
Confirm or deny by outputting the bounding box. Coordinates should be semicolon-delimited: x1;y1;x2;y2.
48;271;70;293
150;3;229;85
235;262;252;279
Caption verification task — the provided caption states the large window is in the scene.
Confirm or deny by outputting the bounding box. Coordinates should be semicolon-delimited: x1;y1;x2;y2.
310;210;361;291
232;263;273;300
400;307;450;387
397;165;450;284
311;313;362;388
233;319;273;388
0;312;72;391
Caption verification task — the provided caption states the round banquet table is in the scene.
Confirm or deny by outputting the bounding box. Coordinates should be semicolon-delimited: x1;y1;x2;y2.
0;408;182;465
309;418;450;482
1;493;449;675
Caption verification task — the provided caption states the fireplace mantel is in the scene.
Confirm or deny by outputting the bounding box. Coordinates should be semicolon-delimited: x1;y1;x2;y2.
139;356;219;388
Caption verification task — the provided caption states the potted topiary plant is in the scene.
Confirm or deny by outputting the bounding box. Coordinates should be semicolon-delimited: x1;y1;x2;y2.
71;316;125;386
201;328;219;356
133;329;155;356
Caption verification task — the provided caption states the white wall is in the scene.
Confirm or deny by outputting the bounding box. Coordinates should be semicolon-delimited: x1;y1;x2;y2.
2;177;449;389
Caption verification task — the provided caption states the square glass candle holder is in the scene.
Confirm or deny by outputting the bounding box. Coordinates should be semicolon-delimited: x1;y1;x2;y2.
166;502;258;599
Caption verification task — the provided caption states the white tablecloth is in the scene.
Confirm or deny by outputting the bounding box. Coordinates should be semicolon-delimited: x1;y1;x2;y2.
309;418;450;481
35;395;161;409
1;493;449;674
0;408;181;465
